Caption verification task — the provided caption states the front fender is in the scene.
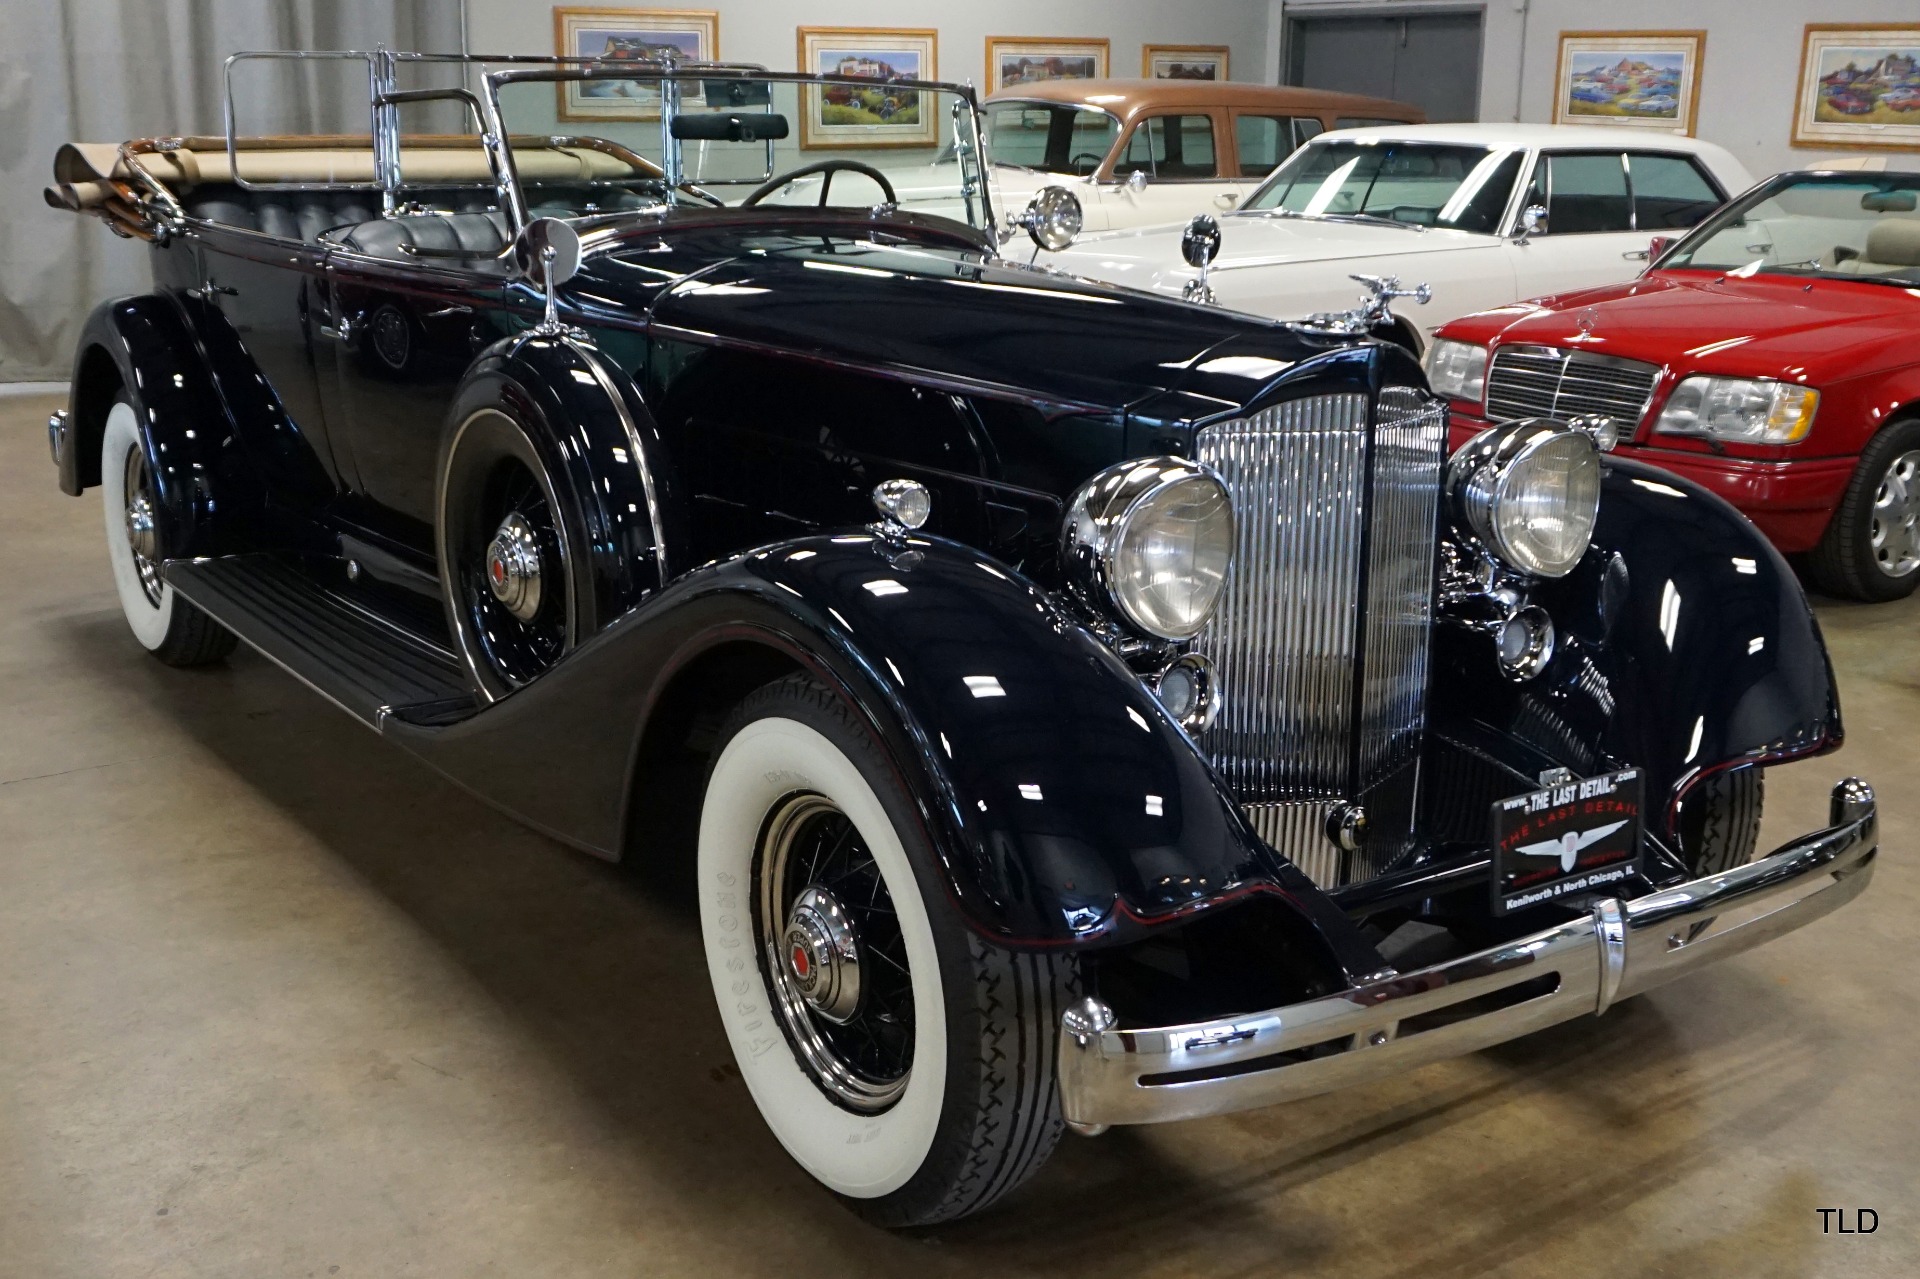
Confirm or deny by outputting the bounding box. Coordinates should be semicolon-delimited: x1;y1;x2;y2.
382;530;1369;969
1439;456;1842;838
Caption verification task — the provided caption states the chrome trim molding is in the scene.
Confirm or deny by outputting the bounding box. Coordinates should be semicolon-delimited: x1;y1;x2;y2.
1059;778;1878;1128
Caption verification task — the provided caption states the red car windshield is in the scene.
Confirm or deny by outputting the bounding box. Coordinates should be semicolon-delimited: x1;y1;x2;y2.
1663;173;1920;287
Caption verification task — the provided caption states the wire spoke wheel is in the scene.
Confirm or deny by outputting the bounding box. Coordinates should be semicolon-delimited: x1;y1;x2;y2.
120;444;164;607
755;792;914;1112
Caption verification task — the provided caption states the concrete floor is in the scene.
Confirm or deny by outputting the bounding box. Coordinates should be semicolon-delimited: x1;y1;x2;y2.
1;387;1913;1278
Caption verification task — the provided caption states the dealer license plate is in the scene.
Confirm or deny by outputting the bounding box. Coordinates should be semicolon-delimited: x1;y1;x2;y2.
1491;768;1643;914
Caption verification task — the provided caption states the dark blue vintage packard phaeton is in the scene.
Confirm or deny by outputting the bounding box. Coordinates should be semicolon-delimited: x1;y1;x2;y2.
44;50;1876;1225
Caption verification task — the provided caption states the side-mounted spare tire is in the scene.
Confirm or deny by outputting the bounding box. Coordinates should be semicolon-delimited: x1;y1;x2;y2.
697;674;1079;1226
436;401;597;701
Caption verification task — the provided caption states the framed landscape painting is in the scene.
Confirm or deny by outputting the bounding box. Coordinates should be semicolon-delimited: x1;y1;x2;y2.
984;37;1110;96
1552;31;1705;135
552;7;719;121
1144;44;1230;82
796;27;939;150
1793;24;1920;151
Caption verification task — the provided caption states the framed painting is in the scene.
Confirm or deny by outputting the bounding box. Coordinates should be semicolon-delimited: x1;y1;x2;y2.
984;37;1110;96
796;27;940;149
552;7;719;121
1552;31;1705;135
1143;44;1229;82
1793;24;1920;151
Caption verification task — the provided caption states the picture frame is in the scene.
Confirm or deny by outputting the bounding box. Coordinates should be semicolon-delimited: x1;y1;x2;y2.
796;26;940;149
1143;44;1230;83
552;7;719;121
1792;24;1920;152
983;37;1110;96
1552;31;1705;135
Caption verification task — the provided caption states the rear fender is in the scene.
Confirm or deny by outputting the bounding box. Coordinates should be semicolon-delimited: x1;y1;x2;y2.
62;295;245;557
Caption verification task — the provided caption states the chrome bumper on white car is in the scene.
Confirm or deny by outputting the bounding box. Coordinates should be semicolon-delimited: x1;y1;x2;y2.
1058;777;1876;1131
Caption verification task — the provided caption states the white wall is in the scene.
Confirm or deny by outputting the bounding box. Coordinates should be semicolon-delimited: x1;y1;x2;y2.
1276;0;1920;179
465;1;1272;90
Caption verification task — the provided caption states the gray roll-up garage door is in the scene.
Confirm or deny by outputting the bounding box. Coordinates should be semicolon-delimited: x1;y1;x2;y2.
1286;11;1484;123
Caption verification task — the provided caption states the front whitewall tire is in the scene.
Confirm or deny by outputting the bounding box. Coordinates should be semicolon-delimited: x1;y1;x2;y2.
699;714;947;1198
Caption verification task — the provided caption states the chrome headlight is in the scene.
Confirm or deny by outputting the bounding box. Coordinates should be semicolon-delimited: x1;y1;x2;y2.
1447;421;1601;578
1653;376;1819;444
1063;458;1235;641
1424;339;1488;402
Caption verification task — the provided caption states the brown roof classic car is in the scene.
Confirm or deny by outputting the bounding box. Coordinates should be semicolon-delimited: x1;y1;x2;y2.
982;78;1425;228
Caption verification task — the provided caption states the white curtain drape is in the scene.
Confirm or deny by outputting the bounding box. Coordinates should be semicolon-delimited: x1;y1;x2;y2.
0;0;465;382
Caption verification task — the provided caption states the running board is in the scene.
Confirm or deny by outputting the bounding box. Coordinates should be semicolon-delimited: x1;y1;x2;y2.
165;554;475;727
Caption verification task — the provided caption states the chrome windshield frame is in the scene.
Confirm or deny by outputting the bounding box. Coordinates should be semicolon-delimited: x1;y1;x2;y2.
219;46;1001;243
481;61;1000;240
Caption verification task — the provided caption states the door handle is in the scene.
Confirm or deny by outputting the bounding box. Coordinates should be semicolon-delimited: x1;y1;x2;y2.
187;282;238;301
1621;249;1649;261
1214;193;1240;210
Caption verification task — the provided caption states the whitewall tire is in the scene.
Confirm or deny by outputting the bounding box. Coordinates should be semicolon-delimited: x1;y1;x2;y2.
698;674;1077;1226
100;398;235;666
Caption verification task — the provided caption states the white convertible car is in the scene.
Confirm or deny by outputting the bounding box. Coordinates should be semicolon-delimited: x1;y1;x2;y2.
1040;123;1755;348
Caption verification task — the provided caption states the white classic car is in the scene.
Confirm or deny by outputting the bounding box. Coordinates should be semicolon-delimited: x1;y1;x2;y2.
1040;123;1755;348
981;79;1423;233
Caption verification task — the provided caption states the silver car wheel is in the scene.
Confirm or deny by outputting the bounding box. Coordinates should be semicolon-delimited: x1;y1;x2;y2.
1870;449;1920;579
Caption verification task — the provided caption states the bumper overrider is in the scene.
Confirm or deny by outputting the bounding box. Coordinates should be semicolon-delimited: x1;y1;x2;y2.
1058;778;1877;1131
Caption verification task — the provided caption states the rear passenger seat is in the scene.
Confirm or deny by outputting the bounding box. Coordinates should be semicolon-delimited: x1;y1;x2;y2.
179;183;662;261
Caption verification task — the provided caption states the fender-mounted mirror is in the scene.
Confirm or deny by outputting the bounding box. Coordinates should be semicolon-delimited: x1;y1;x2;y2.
513;216;581;288
513;217;583;339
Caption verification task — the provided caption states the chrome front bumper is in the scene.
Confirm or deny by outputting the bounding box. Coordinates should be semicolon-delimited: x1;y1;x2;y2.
1058;777;1877;1130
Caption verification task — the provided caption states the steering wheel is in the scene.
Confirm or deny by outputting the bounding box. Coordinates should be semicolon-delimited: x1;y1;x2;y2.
1070;151;1106;177
741;160;898;208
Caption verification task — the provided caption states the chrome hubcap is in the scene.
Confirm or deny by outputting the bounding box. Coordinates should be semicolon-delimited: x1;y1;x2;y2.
782;886;862;1023
122;449;163;606
757;792;913;1113
1871;450;1920;579
484;512;544;622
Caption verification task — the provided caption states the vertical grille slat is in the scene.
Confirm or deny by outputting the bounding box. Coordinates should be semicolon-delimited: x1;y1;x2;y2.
1194;389;1448;887
1485;344;1660;424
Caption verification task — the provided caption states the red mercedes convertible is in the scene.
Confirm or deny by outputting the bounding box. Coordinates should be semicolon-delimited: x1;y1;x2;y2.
1430;168;1920;600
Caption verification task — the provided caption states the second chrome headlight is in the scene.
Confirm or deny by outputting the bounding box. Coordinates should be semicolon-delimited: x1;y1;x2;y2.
1447;420;1601;578
1063;458;1235;641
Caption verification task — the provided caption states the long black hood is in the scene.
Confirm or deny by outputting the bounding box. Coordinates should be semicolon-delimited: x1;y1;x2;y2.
571;224;1344;415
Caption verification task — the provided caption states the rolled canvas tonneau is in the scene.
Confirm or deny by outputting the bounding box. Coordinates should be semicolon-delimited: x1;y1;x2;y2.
46;136;654;216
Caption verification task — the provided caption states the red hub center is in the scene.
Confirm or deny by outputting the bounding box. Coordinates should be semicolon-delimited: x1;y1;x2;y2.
790;944;811;979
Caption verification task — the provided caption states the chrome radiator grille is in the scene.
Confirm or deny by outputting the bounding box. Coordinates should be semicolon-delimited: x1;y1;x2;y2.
1193;389;1447;887
1485;344;1659;425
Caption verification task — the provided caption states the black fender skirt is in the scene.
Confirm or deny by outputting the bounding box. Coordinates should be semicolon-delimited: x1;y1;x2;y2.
381;530;1370;965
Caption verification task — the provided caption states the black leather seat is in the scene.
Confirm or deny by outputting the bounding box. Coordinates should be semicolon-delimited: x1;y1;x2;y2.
337;211;511;260
182;185;381;239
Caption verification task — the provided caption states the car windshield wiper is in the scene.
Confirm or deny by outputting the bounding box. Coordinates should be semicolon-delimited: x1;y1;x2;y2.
1247;207;1427;232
